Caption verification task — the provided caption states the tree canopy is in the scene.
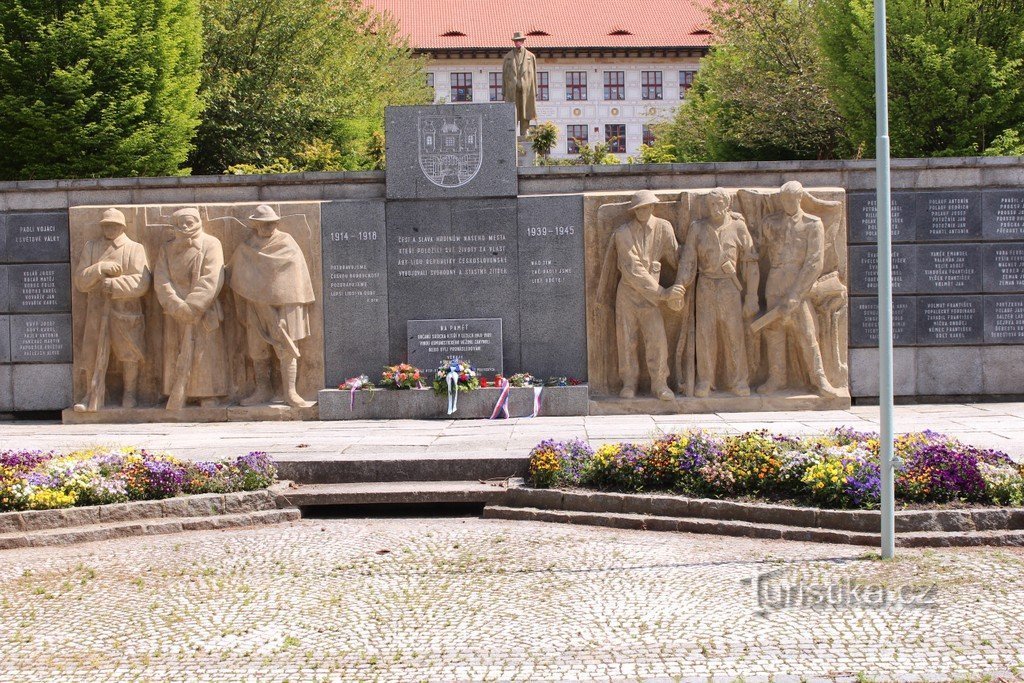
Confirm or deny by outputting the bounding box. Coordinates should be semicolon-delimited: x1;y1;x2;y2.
0;0;203;180
190;0;430;174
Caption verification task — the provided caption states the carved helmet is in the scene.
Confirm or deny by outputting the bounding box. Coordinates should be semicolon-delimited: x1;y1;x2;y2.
249;204;281;222
627;190;660;213
99;208;127;228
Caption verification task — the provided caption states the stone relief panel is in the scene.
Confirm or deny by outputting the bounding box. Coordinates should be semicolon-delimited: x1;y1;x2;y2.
585;184;849;410
67;203;324;417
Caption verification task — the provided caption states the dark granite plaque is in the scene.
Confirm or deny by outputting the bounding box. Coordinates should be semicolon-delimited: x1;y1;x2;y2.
10;314;72;363
917;244;982;294
0;265;8;313
849;296;917;347
385;104;518;200
386;198;521;370
0;314;9;363
848;192;917;244
848;245;917;296
1;212;70;263
917;191;982;241
982;190;1024;240
983;243;1024;293
985;296;1024;343
321;200;389;386
518;194;587;380
407;318;503;375
7;264;71;313
917;296;983;345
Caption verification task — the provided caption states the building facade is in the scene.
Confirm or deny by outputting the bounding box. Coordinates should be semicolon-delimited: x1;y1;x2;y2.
365;0;712;159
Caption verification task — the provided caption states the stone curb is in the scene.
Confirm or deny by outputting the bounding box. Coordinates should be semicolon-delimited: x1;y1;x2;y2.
0;483;289;536
501;488;1024;534
317;386;589;420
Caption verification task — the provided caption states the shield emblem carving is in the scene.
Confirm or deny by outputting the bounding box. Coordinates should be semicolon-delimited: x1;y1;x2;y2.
418;113;483;188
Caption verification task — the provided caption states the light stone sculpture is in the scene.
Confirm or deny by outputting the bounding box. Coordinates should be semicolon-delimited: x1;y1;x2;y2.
228;204;316;409
154;207;229;410
72;208;151;412
502;31;538;137
597;190;685;401
676;188;760;397
754;181;844;398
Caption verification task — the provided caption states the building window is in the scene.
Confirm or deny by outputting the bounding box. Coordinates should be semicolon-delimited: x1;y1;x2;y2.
451;72;472;102
489;72;503;102
642;124;656;147
537;72;549;101
642;71;663;100
605;124;626;153
426;73;435;100
567;124;588;154
566;71;587;101
603;71;625;100
679;70;696;98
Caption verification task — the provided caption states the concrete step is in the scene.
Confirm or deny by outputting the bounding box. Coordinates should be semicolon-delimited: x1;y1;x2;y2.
275;455;529;485
279;481;514;507
0;508;301;550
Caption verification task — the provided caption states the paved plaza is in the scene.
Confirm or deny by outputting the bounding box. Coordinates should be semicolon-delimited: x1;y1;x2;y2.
0;516;1021;682
2;402;1024;461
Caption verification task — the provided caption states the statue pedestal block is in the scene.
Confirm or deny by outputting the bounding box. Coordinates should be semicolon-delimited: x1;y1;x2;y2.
517;136;536;167
61;403;319;424
589;389;851;416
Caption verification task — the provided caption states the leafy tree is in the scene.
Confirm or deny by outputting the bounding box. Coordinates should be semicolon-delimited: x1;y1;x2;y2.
192;0;430;174
661;0;849;162
818;0;1024;157
0;0;203;180
530;121;559;159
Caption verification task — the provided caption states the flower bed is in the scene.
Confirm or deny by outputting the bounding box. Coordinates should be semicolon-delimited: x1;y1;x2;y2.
0;448;277;512
528;429;1024;510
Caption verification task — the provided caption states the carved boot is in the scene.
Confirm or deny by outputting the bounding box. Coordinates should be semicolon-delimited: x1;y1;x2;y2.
122;362;139;409
241;360;274;406
732;382;751;397
619;384;637;399
694;380;712;398
814;374;845;399
281;357;314;409
652;384;675;401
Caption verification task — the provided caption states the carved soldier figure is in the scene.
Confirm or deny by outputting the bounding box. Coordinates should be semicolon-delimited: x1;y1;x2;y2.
502;31;537;136
72;208;150;412
604;190;684;401
154;207;229;409
677;189;760;397
229;204;316;409
756;181;844;398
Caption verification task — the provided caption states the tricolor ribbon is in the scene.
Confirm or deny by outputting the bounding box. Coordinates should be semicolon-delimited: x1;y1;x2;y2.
446;369;459;415
489;378;511;419
527;385;543;418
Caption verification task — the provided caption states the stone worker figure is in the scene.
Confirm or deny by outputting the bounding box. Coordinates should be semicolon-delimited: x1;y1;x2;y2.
154;207;229;410
603;190;685;401
72;208;151;412
229;204;316;409
677;189;760;398
502;31;537;136
757;181;843;398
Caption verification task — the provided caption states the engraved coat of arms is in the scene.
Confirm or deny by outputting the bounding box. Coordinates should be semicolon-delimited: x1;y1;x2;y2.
418;114;483;188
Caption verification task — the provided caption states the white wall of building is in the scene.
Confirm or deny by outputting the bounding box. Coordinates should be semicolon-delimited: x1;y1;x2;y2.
426;56;700;159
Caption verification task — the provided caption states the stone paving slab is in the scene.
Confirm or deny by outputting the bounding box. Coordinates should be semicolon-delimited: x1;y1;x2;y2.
2;403;1024;461
0;517;1021;681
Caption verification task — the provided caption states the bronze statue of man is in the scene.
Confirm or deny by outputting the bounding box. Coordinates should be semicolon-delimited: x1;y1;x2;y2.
502;31;537;136
229;204;316;409
72;208;150;412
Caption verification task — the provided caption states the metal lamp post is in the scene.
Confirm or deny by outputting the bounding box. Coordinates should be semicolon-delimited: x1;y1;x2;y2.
874;0;896;559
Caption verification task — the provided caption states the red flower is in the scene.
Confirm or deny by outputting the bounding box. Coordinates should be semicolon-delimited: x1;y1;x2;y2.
480;378;490;388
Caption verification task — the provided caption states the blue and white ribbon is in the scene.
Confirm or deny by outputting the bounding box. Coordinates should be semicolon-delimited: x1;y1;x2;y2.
527;385;543;418
446;369;459;415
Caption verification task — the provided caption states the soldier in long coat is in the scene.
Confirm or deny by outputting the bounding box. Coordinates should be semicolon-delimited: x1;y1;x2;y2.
502;31;537;136
72;208;150;411
154;207;228;407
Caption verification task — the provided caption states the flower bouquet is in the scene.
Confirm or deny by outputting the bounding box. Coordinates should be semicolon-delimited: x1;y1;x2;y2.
432;357;480;396
339;375;372;391
380;363;424;390
508;372;538;387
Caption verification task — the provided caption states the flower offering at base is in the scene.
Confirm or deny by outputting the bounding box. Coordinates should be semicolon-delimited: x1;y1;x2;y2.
508;372;538;387
380;363;424;390
339;375;372;391
432;357;481;396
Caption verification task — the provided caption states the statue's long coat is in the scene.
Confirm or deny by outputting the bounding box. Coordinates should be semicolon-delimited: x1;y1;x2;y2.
502;48;537;126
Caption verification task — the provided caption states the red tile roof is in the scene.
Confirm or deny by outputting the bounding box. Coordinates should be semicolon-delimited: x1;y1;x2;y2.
364;0;715;50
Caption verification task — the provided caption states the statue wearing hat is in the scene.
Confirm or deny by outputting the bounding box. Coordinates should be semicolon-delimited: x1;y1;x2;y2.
597;190;686;401
676;188;760;397
154;207;229;409
502;31;538;136
228;204;316;409
72;208;151;412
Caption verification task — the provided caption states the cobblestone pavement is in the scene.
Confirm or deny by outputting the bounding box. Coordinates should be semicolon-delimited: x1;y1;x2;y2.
2;402;1024;461
1;517;1022;682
